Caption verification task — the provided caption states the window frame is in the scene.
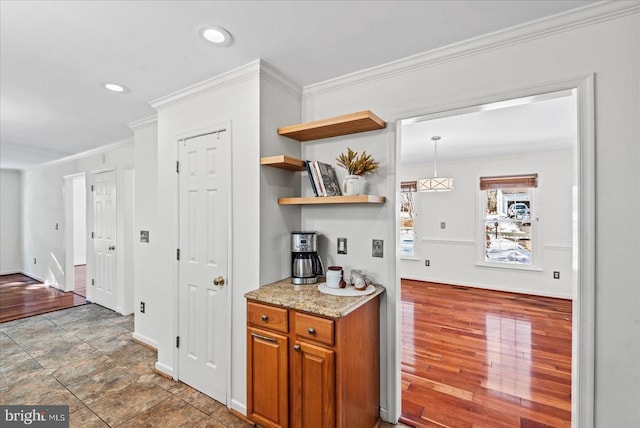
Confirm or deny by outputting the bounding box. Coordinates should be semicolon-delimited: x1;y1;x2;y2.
476;174;542;271
400;181;419;259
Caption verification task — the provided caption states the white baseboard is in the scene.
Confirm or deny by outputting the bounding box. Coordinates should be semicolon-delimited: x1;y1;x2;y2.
154;362;174;379
230;399;246;416
18;271;45;282
132;332;158;350
379;407;393;424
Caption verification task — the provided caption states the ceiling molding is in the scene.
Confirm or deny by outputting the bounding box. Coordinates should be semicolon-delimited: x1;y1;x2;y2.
23;138;134;171
302;1;639;98
128;115;158;130
260;60;302;100
150;59;261;111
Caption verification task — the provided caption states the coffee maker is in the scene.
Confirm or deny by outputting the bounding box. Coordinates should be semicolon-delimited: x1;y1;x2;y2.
291;231;324;284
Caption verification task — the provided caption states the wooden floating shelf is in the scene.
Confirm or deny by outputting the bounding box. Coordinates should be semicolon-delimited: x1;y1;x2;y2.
278;110;386;142
278;195;386;205
260;155;306;171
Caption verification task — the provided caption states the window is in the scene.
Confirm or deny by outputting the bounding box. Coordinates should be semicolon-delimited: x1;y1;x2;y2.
400;181;417;257
480;174;537;266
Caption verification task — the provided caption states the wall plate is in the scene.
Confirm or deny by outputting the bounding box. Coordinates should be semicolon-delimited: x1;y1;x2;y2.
337;237;347;254
372;239;383;258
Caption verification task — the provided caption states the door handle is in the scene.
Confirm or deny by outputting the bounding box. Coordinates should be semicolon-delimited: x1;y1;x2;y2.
251;332;276;343
213;276;225;286
108;245;115;251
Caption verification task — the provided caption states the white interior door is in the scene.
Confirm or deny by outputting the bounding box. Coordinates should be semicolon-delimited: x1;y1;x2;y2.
178;130;229;403
92;170;117;310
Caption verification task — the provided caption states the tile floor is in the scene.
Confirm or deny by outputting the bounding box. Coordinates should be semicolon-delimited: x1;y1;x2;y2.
1;304;403;427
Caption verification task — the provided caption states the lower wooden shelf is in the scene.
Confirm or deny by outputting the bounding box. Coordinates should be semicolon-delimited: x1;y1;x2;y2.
278;195;385;205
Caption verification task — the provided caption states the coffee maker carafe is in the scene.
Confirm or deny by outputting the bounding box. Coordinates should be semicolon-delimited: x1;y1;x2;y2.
291;231;324;285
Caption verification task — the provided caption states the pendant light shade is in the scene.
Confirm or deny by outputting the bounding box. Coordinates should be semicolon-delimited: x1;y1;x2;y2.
418;136;454;192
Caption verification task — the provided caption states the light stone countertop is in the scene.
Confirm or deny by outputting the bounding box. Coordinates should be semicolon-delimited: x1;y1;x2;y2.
244;277;385;319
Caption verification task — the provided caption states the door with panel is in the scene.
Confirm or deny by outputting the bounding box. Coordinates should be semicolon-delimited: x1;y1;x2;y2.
92;170;117;310
178;130;230;403
247;327;289;428
291;341;335;428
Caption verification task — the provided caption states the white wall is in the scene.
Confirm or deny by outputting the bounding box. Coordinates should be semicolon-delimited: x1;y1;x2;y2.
72;176;86;265
0;169;22;274
259;66;302;284
21;142;134;297
131;118;160;348
150;60;262;414
400;150;574;298
299;4;639;425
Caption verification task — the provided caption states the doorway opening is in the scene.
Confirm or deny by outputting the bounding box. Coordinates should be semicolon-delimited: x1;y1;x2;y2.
64;173;87;296
396;86;587;426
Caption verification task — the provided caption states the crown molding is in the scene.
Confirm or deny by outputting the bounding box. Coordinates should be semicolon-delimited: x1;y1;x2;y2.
150;60;261;110
24;138;134;171
302;1;639;98
128;115;158;130
259;60;302;99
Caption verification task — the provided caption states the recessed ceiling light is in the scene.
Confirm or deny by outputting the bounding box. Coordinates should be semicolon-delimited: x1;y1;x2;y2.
102;82;129;93
199;25;232;46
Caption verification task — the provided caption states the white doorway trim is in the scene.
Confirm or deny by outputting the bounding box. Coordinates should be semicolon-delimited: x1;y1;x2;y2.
391;74;595;427
63;172;87;292
173;122;234;407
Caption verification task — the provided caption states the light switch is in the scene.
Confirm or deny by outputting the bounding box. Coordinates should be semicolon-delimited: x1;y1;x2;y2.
337;238;347;254
440;222;446;229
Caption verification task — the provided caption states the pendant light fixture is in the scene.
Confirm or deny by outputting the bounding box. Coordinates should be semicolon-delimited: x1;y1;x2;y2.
418;136;454;192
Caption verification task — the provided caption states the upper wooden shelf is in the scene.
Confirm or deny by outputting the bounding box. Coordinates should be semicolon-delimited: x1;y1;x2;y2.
277;110;386;142
278;195;386;205
260;155;306;171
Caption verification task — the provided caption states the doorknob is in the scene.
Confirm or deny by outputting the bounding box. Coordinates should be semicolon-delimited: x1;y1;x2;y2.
108;245;115;251
213;276;225;286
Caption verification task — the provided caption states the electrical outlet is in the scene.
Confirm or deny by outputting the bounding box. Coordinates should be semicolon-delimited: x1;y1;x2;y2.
425;260;430;267
553;271;560;279
33;258;36;264
140;302;146;313
55;223;59;230
372;239;383;258
337;238;347;255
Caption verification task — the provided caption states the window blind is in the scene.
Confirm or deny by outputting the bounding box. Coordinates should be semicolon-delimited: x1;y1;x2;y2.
400;181;418;192
479;174;538;190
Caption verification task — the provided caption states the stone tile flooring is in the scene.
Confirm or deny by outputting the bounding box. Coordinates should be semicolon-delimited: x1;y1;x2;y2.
1;304;405;427
0;304;250;427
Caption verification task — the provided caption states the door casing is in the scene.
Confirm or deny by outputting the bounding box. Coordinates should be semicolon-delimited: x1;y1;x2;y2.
391;75;595;426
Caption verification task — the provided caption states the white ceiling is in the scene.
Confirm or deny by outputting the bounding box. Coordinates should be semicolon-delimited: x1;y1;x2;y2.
400;90;577;165
0;0;595;170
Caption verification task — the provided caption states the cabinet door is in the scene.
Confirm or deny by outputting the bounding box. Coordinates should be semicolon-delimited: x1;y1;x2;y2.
292;341;335;428
247;327;289;428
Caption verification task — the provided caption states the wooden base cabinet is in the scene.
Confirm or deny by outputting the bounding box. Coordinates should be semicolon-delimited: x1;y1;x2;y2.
246;297;380;428
247;327;289;428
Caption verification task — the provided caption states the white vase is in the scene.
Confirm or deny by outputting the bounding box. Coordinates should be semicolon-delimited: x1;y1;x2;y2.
343;175;365;195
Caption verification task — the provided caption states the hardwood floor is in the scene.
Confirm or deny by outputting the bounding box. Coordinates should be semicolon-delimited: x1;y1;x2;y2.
0;273;86;323
400;280;572;428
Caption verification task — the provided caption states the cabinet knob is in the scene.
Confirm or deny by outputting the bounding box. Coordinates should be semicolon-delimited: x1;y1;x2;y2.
261;314;268;322
307;327;316;335
293;344;301;352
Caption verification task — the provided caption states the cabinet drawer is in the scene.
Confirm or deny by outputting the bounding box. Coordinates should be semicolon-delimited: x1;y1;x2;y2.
295;312;334;346
247;302;288;333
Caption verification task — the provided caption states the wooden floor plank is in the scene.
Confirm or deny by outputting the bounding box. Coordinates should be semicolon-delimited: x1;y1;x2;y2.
0;273;87;323
401;280;572;428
